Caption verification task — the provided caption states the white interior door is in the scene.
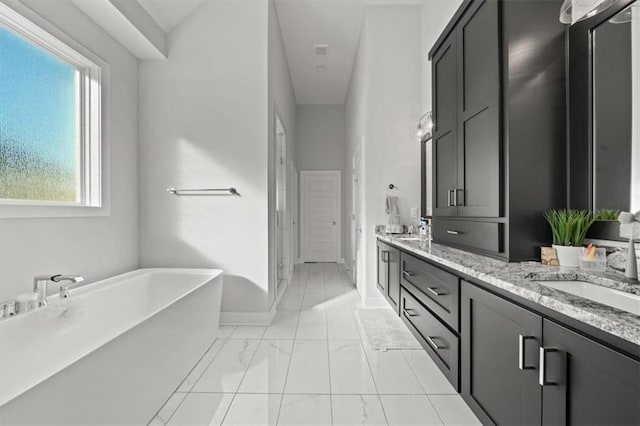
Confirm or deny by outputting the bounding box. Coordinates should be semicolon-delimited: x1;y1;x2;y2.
301;171;341;262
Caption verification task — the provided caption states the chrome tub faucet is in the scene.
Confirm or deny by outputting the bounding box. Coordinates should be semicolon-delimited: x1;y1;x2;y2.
33;275;84;306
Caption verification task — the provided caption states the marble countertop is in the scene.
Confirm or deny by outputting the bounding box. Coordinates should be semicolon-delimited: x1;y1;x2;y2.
377;232;640;347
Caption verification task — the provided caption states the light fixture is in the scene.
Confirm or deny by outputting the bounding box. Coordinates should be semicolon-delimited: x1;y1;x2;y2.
609;4;633;23
416;111;433;142
559;0;572;24
561;0;619;24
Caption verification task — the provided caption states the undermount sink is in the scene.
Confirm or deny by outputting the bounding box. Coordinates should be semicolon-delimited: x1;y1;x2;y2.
536;280;640;316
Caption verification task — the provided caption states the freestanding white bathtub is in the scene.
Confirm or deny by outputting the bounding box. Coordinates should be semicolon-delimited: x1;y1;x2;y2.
0;268;223;425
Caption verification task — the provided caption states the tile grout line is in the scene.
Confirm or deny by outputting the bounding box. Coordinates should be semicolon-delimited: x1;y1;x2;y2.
358;336;390;425
218;392;238;425
323;264;335;425
149;337;231;424
277;264;306;424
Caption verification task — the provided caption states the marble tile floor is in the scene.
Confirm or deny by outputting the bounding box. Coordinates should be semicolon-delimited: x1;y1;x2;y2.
149;263;480;426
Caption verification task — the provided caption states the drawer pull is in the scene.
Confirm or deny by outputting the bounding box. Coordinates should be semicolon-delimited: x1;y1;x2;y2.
447;190;453;207
381;250;390;262
403;308;418;317
402;270;415;278
446;230;462;235
518;335;536;370
426;336;445;350
426;287;445;297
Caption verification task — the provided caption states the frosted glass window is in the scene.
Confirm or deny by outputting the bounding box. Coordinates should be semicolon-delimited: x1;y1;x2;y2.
0;26;80;202
0;5;102;211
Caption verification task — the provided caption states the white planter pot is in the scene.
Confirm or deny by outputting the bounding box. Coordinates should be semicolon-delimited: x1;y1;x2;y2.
553;245;582;268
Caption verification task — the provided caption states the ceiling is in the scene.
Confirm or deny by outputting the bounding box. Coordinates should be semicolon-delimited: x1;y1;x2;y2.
275;0;442;105
133;0;439;104
275;0;367;105
136;0;205;33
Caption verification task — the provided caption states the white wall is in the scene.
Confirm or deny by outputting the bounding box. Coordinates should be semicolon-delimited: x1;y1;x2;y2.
0;0;139;301
344;6;423;304
138;1;272;317
268;0;298;303
344;16;368;290
296;105;345;171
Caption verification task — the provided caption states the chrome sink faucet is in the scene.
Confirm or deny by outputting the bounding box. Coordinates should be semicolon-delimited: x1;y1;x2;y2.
33;275;84;307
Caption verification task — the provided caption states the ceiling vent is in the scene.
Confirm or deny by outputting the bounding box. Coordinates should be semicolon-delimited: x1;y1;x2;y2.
314;44;329;56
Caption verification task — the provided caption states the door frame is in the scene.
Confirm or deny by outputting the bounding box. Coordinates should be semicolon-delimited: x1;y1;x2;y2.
300;170;342;263
274;114;287;298
291;162;299;265
352;144;363;286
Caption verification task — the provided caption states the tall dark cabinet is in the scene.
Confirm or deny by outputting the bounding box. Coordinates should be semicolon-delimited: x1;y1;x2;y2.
429;0;567;261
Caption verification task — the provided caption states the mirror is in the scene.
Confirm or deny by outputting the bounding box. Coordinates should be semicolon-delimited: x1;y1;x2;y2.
568;0;639;221
592;1;640;212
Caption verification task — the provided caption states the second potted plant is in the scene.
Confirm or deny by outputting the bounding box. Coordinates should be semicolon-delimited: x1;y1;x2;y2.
544;209;595;267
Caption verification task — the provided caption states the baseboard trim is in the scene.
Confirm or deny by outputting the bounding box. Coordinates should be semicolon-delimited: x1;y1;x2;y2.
220;304;277;326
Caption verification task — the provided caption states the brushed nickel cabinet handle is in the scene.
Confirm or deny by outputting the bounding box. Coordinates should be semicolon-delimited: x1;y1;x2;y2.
447;190;453;207
539;347;559;386
446;230;461;235
427;287;445;297
453;189;458;206
518;335;536;370
381;250;390;263
426;336;445;350
402;270;414;278
403;308;418;317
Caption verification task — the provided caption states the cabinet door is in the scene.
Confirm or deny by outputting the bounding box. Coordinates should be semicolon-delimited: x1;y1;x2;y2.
377;241;388;294
461;282;542;426
432;32;458;217
541;320;640;426
387;246;400;312
456;0;501;217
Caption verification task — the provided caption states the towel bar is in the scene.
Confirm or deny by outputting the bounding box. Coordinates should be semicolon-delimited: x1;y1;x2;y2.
167;187;239;196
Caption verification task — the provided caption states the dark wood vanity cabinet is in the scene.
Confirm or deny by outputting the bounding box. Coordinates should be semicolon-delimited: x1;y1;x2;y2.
429;0;567;260
461;281;543;425
401;287;460;389
377;241;400;313
461;281;640;426
542;320;640;426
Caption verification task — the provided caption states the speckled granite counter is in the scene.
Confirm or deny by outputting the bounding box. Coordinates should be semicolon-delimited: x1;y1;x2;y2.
377;232;640;347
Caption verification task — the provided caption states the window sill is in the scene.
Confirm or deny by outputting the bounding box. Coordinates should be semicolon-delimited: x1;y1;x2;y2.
0;202;110;219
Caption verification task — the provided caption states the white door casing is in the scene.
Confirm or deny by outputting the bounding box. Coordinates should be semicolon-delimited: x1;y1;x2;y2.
291;162;299;266
352;144;364;293
301;170;341;262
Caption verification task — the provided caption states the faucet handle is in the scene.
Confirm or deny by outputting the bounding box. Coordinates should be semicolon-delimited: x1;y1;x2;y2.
60;285;71;299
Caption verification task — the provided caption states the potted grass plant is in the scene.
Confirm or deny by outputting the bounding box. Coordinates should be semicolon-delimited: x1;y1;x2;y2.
544;209;595;267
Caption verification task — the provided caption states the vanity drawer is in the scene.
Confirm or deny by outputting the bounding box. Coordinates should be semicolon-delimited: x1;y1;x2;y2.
401;287;459;390
433;218;503;254
400;253;459;331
